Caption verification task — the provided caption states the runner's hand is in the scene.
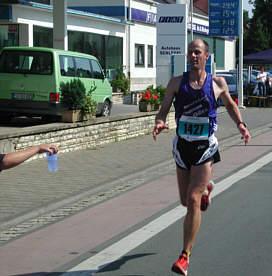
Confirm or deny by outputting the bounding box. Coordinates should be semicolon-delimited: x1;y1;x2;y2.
153;121;169;140
238;125;251;145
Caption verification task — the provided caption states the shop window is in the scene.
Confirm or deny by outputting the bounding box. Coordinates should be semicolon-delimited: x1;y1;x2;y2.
0;25;19;51
105;35;123;74
33;26;53;48
135;44;145;66
148;45;153;67
215;38;225;69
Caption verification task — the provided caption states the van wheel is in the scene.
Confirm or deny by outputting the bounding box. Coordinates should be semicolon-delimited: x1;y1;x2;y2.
101;100;111;117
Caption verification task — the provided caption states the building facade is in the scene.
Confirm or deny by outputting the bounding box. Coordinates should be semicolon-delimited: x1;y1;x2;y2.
0;0;236;91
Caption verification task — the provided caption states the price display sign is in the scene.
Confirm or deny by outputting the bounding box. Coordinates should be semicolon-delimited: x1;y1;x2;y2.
209;0;239;36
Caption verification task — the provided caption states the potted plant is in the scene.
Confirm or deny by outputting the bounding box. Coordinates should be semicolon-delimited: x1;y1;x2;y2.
111;79;124;93
138;89;159;112
60;79;86;122
110;66;130;94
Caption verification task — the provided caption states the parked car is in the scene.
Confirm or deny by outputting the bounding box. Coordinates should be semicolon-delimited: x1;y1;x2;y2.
216;73;238;106
0;46;112;121
229;69;258;102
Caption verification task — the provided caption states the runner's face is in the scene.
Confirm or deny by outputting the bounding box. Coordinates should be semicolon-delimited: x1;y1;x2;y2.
187;41;209;71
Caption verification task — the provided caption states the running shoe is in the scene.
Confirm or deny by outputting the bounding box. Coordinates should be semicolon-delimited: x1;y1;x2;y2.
201;180;215;211
171;254;189;275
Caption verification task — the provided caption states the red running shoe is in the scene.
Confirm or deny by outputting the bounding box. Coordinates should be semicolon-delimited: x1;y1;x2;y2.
171;254;189;275
201;180;215;211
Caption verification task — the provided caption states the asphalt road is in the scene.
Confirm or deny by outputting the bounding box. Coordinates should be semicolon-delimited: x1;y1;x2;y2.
93;161;272;276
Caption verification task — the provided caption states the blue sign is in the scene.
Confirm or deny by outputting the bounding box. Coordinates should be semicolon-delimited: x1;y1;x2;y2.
131;8;156;24
209;0;239;36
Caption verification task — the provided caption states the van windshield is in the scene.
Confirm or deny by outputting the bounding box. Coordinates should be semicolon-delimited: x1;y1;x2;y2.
0;50;53;75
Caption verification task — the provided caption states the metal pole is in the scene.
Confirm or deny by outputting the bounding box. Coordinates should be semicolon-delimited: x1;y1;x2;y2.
238;0;244;108
190;0;193;41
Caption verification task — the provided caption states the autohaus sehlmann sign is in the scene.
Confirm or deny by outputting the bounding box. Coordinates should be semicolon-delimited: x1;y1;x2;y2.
156;4;187;56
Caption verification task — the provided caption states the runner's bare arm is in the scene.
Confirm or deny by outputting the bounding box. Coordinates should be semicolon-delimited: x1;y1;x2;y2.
153;76;181;140
213;76;251;145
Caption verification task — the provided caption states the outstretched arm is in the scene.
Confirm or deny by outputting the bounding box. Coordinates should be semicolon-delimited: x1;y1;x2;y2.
153;76;180;140
214;76;251;145
0;144;59;170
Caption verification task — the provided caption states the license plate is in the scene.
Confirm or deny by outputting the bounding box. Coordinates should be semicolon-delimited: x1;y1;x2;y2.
12;93;34;100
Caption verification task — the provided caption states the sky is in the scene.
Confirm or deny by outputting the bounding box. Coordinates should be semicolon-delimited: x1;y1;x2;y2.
243;0;253;17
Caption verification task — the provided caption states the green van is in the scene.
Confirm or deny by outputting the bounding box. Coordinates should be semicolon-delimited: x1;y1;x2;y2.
0;46;112;121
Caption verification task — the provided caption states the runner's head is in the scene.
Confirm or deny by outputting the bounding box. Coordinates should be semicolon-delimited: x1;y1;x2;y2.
187;39;210;71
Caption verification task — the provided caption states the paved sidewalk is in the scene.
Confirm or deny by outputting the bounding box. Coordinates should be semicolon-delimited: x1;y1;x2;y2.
1;107;272;242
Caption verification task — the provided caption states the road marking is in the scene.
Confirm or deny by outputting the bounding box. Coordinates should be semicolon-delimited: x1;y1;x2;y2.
60;151;272;276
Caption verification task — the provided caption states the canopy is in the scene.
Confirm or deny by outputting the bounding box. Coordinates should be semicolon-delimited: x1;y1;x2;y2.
243;49;272;65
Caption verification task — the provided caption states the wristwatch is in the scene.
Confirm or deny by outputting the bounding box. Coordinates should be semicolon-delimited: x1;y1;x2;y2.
237;121;247;128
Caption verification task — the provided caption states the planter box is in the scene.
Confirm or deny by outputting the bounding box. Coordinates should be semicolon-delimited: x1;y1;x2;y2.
62;110;83;123
138;102;152;112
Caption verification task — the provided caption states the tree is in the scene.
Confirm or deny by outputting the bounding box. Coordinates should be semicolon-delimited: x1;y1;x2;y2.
244;0;272;55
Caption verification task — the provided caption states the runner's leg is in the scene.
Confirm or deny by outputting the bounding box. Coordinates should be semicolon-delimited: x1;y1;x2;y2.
176;165;190;206
183;161;212;253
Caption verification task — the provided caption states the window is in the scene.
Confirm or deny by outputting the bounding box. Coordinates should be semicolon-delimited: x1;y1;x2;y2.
148;45;153;67
0;50;52;75
135;44;145;66
0;24;19;51
215;38;225;69
75;57;92;78
91;60;104;79
68;30;123;73
33;26;53;48
105;35;123;71
59;55;75;77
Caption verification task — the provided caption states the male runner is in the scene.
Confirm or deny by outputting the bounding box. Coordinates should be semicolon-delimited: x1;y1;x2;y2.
153;38;251;275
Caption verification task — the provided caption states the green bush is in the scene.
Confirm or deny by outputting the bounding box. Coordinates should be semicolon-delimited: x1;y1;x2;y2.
60;79;86;110
110;66;130;93
82;90;98;117
155;85;166;104
111;79;125;92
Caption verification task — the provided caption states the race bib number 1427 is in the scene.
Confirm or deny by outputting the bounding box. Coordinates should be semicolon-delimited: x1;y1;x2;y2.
178;116;209;140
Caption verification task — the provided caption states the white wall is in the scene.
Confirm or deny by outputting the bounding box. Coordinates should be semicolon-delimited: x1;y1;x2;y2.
129;0;157;90
13;5;53;27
